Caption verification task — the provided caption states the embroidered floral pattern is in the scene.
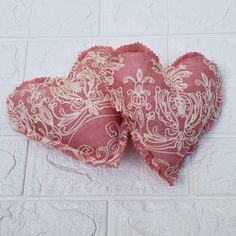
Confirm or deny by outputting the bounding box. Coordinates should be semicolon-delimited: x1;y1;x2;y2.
152;60;192;92
123;68;154;128
105;44;223;185
6;43;224;186
7;47;128;167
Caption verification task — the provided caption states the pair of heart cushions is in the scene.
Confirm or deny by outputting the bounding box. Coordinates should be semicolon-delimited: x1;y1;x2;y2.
7;43;223;185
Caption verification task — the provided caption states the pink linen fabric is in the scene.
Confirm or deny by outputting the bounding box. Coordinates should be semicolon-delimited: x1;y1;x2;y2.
7;46;128;167
104;43;223;185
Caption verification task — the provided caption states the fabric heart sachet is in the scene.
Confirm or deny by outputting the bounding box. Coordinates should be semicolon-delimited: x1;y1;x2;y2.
6;42;223;185
7;46;129;168
103;43;223;185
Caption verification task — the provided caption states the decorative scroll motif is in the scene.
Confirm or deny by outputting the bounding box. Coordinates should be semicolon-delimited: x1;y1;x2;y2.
107;52;223;184
123;68;154;128
151;59;192;91
7;49;127;167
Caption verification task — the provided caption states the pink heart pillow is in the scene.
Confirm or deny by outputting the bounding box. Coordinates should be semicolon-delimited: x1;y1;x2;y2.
7;46;128;167
104;43;223;185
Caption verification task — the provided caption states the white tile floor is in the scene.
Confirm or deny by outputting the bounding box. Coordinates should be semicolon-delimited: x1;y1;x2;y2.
0;0;236;235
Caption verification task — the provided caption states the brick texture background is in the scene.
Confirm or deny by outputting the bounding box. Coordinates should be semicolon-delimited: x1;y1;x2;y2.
0;0;236;235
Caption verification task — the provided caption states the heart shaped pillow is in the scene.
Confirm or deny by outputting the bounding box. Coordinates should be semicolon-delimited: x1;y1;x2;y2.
7;46;128;167
104;43;223;185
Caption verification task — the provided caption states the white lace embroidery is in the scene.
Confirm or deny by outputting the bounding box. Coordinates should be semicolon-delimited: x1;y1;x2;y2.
108;55;223;182
152;59;192;92
123;68;154;128
7;49;127;167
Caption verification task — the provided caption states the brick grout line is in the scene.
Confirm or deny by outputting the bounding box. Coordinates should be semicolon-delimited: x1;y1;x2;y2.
1;195;236;201
106;200;110;236
0;136;28;139
166;36;170;66
166;0;170;66
22;40;29;82
187;157;195;195
1;31;236;40
167;0;170;35
95;32;236;37
98;0;102;37
24;38;31;82
28;0;33;37
21;140;30;196
22;140;34;197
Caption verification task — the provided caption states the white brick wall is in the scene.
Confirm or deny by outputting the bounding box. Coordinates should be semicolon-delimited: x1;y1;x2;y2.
0;0;236;235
